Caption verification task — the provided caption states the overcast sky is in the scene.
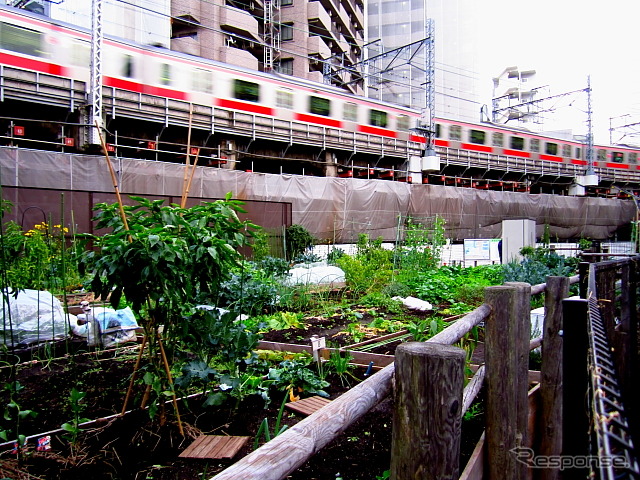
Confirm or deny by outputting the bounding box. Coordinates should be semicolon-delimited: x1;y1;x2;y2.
475;0;640;144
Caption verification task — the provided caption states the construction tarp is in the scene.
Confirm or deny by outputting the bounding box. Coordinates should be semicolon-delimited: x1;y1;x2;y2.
1;148;635;242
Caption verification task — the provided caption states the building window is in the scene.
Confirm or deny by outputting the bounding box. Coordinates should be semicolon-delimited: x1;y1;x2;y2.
530;138;540;152
369;109;387;128
281;0;293;5
343;102;358;122
234;79;260;102
309;96;330;116
160;63;171;85
510;136;525;150
469;129;486;145
449;125;461;141
492;132;503;147
277;58;293;76
276;88;294;109
281;22;294;41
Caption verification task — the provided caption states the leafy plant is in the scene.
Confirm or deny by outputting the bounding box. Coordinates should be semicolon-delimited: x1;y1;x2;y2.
253;391;290;449
284;224;315;262
268;359;330;398
61;388;90;447
327;350;357;386
0;381;37;461
81;194;257;420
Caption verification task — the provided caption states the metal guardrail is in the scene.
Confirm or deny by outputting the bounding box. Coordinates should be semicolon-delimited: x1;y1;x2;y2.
586;263;640;479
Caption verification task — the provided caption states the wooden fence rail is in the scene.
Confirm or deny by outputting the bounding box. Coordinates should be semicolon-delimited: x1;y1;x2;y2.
210;276;579;480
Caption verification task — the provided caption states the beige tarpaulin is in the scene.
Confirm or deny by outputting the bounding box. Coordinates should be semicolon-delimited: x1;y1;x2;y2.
0;148;635;242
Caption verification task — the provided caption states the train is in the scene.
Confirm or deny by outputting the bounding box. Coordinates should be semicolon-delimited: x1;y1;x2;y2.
1;3;639;184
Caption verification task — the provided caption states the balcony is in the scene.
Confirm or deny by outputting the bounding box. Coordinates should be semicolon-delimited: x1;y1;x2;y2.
218;5;261;43
307;35;332;60
307;1;334;40
218;45;259;71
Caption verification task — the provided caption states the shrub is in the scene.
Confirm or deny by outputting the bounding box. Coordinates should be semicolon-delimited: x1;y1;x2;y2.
284;224;315;261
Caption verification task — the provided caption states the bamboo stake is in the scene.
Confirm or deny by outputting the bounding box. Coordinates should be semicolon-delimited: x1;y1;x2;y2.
182;149;201;206
121;334;147;415
156;330;184;436
180;104;194;208
95;121;130;233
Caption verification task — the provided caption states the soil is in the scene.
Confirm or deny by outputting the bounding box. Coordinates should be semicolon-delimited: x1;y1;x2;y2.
0;309;485;480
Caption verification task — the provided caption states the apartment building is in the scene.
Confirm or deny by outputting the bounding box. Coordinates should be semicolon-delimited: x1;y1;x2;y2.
171;0;365;94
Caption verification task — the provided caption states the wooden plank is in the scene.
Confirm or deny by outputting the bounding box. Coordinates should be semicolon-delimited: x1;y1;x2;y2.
179;435;249;459
256;341;395;369
459;432;485;480
285;396;332;416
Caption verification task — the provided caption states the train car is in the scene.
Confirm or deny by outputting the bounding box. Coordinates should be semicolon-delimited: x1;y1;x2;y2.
433;117;640;172
0;4;421;144
2;3;640;186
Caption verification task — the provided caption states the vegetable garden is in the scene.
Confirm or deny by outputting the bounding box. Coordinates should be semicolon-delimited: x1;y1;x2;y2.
0;195;582;480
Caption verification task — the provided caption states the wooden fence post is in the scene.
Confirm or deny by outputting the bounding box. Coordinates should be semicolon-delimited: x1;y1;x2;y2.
390;342;466;480
578;262;589;299
537;276;570;480
485;284;531;480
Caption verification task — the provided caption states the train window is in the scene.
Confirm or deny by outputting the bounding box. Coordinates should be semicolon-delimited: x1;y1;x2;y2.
309;96;330;116
492;132;503;147
449;125;461;141
530;138;540;152
192;68;212;94
597;149;606;162
234;79;260;102
276;89;294;109
0;22;43;57
160;63;171;86
370;109;388;128
545;142;558;155
71;40;90;66
510;136;525;150
562;145;571;157
469;129;486;145
612;151;625;163
396;115;410;131
123;55;134;78
575;147;581;158
343;103;358;121
435;123;441;138
629;152;637;164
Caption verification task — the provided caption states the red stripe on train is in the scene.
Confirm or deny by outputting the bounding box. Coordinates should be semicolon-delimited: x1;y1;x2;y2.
571;159;587;166
0;52;64;76
358;125;398;138
503;149;531;158
605;163;629;169
104;76;143;93
461;143;493;153
218;98;274;116
410;134;426;143
540;154;563;162
294;113;342;128
434;139;449;147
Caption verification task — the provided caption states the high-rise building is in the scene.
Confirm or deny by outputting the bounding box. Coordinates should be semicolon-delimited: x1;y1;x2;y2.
366;0;481;122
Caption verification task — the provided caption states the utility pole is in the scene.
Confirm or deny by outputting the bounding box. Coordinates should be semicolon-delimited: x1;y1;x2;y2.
416;18;438;169
89;0;103;145
585;75;595;177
